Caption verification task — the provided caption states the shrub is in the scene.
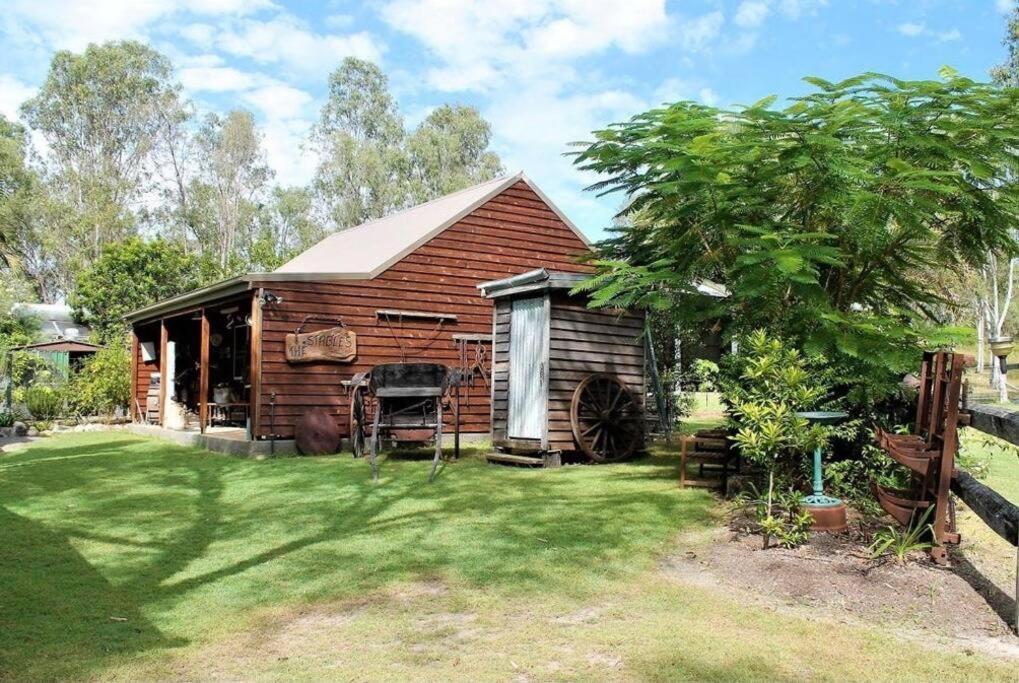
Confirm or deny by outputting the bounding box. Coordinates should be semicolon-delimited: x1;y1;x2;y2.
67;346;131;416
0;409;14;428
868;507;936;564
720;331;830;485
24;385;64;420
736;484;815;549
8;351;61;389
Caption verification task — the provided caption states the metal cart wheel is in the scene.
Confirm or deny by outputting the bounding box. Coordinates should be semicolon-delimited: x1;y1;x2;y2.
349;383;367;458
570;373;643;462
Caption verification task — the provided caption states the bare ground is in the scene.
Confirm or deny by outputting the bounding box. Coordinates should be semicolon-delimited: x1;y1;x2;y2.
662;521;1019;660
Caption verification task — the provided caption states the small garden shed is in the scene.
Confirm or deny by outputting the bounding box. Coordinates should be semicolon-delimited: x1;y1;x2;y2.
479;269;646;465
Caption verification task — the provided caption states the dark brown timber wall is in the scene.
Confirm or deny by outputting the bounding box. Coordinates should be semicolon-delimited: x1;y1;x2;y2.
491;292;645;452
251;181;591;439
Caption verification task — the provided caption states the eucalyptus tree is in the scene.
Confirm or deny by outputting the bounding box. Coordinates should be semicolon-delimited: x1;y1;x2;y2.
0;115;71;302
189;109;273;275
0;116;33;271
407;104;504;203
573;71;1019;392
311;57;408;229
249;186;323;271
311;58;503;229
20;41;186;265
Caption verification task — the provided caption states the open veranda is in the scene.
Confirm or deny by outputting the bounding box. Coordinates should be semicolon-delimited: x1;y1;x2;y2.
1;431;1015;682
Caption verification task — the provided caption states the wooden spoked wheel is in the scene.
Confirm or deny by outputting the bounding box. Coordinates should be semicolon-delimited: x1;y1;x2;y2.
349;384;367;458
570;374;642;462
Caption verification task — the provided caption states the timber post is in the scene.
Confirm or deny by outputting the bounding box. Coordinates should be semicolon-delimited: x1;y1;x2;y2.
249;289;263;440
199;308;210;434
129;330;139;422
158;319;168;427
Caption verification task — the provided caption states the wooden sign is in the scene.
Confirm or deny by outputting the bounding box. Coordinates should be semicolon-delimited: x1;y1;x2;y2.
285;326;357;363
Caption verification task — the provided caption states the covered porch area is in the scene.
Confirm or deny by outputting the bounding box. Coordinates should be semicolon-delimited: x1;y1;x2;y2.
129;277;264;441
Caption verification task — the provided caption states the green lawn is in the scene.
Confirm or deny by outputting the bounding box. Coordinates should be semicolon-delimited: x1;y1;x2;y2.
1;433;1014;681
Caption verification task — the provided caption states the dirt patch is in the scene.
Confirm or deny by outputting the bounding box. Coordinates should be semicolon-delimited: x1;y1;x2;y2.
663;524;1018;659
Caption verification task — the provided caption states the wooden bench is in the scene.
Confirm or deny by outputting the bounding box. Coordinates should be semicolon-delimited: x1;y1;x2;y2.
680;429;739;491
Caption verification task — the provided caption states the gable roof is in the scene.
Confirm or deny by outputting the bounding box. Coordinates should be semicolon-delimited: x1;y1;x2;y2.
274;171;590;280
12;339;103;353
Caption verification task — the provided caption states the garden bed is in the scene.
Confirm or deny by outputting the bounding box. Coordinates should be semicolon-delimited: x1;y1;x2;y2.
664;522;1018;657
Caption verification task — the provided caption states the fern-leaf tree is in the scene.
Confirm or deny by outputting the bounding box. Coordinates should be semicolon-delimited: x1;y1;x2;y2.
573;70;1019;392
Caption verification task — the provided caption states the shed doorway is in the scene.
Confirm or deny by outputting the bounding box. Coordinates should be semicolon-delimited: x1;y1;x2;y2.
507;296;547;439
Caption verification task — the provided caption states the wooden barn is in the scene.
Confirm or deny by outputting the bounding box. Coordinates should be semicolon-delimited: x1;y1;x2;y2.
125;173;595;447
480;269;646;466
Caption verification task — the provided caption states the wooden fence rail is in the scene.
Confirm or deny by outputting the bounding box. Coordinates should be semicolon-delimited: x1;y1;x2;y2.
958;403;1019;634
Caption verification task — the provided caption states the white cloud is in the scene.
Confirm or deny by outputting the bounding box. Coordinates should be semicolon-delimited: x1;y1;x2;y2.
179;23;216;48
998;0;1014;14
678;11;725;52
382;0;670;93
897;22;926;37
2;0;273;52
180;65;259;92
258;114;317;188
524;1;669;58
778;0;828;19
652;79;721;107
0;74;36;120
897;21;961;42
215;15;383;75
735;1;770;29
241;83;312;121
698;88;720;107
936;28;961;42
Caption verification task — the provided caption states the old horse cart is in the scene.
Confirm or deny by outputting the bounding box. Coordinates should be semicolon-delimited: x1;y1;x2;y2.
348;362;460;481
479;269;647;466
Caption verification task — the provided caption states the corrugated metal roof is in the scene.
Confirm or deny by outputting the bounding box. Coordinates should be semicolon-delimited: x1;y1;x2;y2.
125;172;591;324
478;268;590;298
274;172;589;279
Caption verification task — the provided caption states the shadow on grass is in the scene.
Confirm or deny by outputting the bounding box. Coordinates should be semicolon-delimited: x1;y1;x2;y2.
952;552;1018;631
0;506;183;680
0;433;716;678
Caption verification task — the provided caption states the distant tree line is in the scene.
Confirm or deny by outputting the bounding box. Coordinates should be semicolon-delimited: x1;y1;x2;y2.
0;41;503;343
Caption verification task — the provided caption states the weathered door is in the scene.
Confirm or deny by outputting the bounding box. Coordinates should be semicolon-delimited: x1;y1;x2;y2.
508;296;547;439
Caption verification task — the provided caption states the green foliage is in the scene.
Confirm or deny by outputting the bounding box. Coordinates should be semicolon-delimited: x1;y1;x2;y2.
66;347;131;416
868;507;936;564
736;483;814;549
312;57;503;229
249;186;323;272
7;351;60;391
406;104;504;202
186;109;273;276
673;391;696;422
0;116;36;272
23;385;64;420
721;331;828;483
0;410;13;428
71;237;200;343
573;70;1019;387
825;443;907;511
20;41;185;296
691;358;718;393
0;310;38;350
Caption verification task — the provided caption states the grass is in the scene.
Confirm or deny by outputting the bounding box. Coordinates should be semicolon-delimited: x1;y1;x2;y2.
0;433;1015;681
955;428;1019;619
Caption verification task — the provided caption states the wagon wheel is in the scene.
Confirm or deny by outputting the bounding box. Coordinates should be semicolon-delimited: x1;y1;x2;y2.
349;384;367;458
570;374;642;462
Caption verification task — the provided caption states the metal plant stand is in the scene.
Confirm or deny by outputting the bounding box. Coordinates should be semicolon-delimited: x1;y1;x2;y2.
796;410;849;530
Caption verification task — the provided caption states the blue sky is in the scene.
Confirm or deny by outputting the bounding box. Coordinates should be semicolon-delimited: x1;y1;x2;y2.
0;0;1013;240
